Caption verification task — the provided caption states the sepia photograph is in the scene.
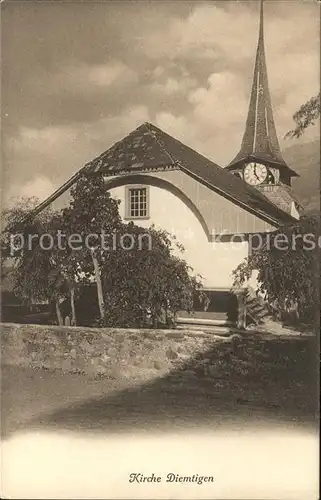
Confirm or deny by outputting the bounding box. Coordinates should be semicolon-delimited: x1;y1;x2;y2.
1;0;320;498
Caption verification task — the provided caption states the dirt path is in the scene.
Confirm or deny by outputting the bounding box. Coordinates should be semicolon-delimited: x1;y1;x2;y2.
2;361;316;440
1;364;318;500
1;365;139;437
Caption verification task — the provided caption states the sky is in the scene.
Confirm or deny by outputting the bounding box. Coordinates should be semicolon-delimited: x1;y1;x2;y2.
2;0;320;206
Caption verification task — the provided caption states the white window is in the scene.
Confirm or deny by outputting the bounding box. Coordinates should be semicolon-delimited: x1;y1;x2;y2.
125;185;150;219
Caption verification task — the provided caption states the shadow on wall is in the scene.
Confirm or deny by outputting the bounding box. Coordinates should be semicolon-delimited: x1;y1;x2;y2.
2;335;317;440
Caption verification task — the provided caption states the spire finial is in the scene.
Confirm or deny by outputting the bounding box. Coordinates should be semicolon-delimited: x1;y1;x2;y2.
258;0;264;46
260;0;264;30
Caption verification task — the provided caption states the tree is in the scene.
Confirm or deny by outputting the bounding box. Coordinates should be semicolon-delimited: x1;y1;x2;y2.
232;215;320;327
46;211;81;326
1;198;50;298
285;92;320;138
61;174;122;325
100;223;203;328
1;198;78;326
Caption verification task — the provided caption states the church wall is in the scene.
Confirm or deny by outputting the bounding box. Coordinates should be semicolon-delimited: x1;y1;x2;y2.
107;170;275;236
106;171;272;289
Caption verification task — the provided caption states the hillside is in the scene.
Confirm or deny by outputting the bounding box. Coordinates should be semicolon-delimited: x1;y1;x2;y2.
282;139;320;214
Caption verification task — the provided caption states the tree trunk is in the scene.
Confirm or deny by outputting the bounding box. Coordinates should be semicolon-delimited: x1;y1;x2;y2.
70;286;77;326
55;300;64;326
90;248;105;324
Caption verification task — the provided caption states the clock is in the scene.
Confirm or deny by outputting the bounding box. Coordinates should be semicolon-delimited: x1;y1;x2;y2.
243;162;267;186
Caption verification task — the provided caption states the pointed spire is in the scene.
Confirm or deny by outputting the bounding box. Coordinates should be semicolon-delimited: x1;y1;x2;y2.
227;0;297;176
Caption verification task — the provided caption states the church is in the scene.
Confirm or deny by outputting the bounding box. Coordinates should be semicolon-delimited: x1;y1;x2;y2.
25;0;301;325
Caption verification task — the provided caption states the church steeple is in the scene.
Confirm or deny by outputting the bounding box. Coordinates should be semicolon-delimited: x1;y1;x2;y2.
227;0;298;178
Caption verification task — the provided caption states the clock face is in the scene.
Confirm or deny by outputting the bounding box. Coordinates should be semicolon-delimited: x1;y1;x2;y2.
243;162;268;185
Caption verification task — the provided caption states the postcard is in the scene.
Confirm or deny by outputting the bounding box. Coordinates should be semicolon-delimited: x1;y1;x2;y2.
1;0;319;498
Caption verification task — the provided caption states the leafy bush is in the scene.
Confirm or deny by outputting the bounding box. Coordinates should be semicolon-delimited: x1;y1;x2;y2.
101;223;203;328
233;215;320;328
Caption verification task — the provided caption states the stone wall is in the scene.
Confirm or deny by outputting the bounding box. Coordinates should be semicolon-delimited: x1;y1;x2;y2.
0;323;228;382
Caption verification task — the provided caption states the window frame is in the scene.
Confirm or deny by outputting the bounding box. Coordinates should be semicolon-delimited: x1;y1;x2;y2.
125;185;150;220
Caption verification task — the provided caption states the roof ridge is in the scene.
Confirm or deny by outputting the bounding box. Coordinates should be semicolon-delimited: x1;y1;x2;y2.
143;122;178;166
145;122;224;169
89;123;148;172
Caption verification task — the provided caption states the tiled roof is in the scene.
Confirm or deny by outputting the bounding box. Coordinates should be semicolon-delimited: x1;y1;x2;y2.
85;122;296;225
14;122;297;231
85;123;176;174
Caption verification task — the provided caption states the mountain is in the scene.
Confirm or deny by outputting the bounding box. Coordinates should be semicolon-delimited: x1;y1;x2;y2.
282;139;320;214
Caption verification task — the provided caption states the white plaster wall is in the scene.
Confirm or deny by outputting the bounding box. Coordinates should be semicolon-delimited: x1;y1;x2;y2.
109;185;249;289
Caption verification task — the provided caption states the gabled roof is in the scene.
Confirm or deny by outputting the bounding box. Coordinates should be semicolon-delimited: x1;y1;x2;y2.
14;121;296;231
227;0;298;177
84;122;296;225
85;122;176;174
